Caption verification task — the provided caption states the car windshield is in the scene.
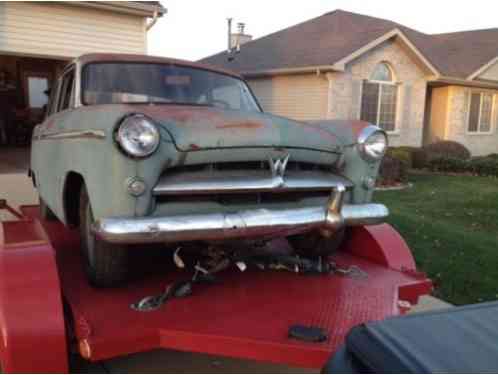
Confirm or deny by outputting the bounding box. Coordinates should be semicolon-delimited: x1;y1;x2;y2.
82;62;261;112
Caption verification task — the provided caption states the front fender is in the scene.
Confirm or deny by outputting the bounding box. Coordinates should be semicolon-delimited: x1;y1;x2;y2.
308;120;383;203
51;109;140;222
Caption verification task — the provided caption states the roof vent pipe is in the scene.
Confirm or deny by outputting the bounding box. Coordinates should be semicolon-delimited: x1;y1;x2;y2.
227;18;233;53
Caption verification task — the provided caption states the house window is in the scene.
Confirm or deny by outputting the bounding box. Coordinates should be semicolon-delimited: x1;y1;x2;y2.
360;63;398;132
468;92;494;133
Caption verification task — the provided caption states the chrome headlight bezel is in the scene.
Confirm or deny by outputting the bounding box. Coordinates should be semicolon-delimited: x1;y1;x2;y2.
115;114;160;158
357;126;388;162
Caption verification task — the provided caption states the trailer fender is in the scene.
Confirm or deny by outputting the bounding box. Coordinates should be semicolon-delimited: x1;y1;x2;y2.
343;224;432;306
0;219;68;373
343;223;417;271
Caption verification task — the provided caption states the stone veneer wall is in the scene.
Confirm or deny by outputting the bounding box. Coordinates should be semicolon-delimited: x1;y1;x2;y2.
445;86;498;156
326;39;428;147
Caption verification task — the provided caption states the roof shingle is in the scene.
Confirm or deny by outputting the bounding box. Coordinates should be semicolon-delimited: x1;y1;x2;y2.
200;10;498;79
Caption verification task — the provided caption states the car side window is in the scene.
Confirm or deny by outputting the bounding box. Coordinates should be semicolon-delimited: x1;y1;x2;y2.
47;79;61;118
58;68;75;112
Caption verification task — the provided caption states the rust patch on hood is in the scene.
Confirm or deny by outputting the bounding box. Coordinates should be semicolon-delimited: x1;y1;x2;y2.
138;105;229;125
75;104;343;153
216;121;263;130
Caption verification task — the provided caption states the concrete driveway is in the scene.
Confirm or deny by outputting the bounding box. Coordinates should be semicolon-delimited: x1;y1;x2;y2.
0;171;452;373
0;147;30;175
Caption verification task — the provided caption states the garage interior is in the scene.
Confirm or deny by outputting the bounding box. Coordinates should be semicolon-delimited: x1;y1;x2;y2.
0;54;67;173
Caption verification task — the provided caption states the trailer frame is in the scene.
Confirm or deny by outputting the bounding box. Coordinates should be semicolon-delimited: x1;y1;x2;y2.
0;201;432;373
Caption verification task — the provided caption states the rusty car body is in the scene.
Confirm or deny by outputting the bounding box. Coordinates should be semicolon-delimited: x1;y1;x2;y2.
30;53;388;287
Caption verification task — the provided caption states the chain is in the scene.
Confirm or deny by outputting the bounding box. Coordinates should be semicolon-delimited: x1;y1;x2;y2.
130;281;192;312
131;249;368;312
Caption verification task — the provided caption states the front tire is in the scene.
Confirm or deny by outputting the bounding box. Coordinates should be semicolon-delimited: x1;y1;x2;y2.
288;227;346;257
79;185;128;287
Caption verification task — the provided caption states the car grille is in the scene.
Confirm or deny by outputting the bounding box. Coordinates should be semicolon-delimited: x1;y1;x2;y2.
157;191;330;205
164;161;336;174
153;161;351;205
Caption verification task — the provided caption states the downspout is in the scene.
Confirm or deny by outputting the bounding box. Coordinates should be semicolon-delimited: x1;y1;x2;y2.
326;72;334;119
146;11;159;31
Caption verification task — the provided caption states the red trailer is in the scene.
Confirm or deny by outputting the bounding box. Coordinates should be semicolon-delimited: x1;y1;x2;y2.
0;200;431;373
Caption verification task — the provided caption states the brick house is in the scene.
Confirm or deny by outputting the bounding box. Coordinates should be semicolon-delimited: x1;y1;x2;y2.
202;10;498;156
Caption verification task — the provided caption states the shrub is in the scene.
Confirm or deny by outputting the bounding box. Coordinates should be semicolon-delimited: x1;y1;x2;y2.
388;146;427;169
423;141;471;161
428;155;498;177
396;146;420;154
387;148;413;168
428;157;469;173
379;155;407;185
469;156;498;177
484;153;498;160
411;149;429;169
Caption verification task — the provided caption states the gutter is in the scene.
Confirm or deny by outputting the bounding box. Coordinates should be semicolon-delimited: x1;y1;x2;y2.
430;76;498;90
242;65;338;78
74;2;166;17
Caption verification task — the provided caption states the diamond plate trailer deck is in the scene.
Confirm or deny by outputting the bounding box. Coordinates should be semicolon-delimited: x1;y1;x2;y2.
0;203;432;373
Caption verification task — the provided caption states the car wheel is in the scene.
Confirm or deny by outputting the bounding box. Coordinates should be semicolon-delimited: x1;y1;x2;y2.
79;185;128;288
39;197;57;221
288;227;346;258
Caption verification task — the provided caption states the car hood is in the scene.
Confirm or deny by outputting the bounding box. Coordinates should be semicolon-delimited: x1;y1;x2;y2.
134;105;344;154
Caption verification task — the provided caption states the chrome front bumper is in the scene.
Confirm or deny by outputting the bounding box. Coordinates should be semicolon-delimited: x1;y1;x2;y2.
93;187;389;244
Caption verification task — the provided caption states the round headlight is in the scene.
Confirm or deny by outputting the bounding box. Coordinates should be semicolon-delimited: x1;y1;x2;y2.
358;126;388;162
116;115;160;158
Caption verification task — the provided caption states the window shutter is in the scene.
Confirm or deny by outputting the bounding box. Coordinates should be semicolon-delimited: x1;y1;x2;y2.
350;79;362;120
462;89;471;129
494;95;498;129
402;84;412;131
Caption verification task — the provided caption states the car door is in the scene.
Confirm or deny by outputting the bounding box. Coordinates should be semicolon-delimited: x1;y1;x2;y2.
32;66;76;219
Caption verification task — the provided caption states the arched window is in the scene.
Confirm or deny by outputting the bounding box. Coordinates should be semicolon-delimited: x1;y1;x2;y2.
360;63;398;132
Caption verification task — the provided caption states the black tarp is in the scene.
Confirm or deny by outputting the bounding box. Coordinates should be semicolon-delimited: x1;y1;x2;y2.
323;301;498;373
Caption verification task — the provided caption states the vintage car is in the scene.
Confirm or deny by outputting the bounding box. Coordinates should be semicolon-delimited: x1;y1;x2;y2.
31;53;389;287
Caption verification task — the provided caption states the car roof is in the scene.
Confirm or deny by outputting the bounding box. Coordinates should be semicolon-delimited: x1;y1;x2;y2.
73;53;243;79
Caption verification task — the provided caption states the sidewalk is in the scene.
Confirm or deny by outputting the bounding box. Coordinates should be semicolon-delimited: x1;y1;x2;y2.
0;172;452;373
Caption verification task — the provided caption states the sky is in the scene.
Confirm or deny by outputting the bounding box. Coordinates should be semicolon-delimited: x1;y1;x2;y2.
148;0;498;62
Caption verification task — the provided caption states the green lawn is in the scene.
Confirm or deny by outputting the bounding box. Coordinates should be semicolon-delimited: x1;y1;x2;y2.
375;173;498;305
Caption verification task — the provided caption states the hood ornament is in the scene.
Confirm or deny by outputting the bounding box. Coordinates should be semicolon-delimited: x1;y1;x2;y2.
269;154;290;187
